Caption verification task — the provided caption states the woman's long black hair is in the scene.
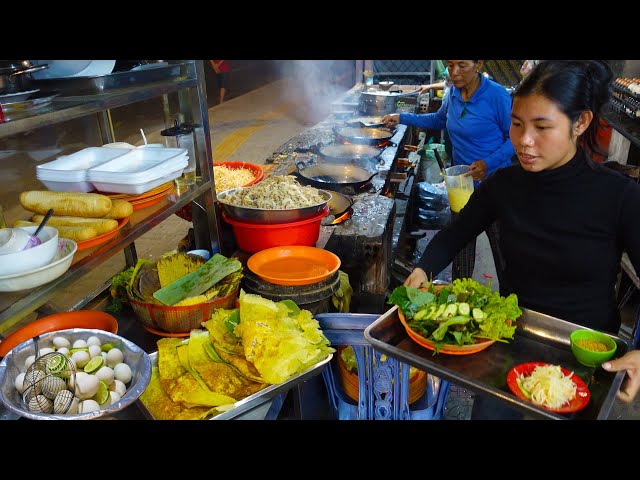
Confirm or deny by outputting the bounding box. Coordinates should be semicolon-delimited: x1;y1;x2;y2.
513;60;613;159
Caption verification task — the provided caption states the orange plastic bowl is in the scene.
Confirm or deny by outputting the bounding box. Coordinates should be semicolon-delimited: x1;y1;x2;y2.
223;206;329;253
0;310;118;358
174;161;264;222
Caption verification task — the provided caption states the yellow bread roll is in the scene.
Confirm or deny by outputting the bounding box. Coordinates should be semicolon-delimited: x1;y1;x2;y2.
103;199;133;219
20;191;112;218
14;220;99;242
31;214;118;235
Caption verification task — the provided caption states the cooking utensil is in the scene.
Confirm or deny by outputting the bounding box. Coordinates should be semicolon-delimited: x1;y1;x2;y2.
313;143;382;164
333;126;394;146
25;208;54;249
217;188;332;224
345;116;385;128
433;148;446;175
295;161;378;191
0;63;48;95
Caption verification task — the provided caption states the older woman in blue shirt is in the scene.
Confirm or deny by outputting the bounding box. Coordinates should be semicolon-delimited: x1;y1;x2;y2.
383;59;514;283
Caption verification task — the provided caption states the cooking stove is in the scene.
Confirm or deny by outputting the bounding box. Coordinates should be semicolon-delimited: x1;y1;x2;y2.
263;112;409;312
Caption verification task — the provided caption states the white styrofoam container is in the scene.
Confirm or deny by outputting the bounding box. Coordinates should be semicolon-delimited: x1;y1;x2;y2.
38;179;95;193
36;147;131;181
90;163;187;194
86;148;188;184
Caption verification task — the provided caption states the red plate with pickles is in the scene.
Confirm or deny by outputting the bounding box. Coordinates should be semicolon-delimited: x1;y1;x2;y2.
507;362;591;414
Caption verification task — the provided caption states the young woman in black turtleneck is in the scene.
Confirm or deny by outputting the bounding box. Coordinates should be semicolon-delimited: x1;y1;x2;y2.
404;60;640;406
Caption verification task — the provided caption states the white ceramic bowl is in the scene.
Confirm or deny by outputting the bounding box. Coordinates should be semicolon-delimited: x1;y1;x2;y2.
0;226;58;276
0;328;151;420
0;238;77;292
0;228;33;255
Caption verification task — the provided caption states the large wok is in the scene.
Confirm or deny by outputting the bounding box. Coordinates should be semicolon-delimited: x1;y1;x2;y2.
295;160;378;191
312;143;383;164
333;126;394;146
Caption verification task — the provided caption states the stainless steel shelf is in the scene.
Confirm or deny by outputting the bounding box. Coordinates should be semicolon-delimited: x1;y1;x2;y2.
0;180;212;330
0;78;198;139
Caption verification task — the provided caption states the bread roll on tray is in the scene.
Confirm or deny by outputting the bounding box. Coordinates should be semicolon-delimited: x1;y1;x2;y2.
13;220;99;242
31;214;118;236
20;191;112;218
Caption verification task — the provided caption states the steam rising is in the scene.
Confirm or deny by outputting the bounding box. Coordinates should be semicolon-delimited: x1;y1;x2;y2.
277;60;354;126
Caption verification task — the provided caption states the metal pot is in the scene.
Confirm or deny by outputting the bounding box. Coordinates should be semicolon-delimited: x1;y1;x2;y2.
358;88;420;115
0;62;48;95
333;126;394;146
217;188;332;224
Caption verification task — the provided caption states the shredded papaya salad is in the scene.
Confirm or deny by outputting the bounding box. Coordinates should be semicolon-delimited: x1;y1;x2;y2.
388;278;522;352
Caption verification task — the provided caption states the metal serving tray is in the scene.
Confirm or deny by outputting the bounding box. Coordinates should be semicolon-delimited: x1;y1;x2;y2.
364;306;629;420
32;63;186;96
137;351;332;420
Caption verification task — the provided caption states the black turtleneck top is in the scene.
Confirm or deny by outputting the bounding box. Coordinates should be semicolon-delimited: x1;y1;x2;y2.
417;150;640;333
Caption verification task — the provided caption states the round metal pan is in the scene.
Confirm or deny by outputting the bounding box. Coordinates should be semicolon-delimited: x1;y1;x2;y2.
296;161;378;191
345;116;385;128
333;126;394;146
317;143;382;163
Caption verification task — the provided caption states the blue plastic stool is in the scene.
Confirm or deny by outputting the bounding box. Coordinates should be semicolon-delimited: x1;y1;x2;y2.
316;313;450;420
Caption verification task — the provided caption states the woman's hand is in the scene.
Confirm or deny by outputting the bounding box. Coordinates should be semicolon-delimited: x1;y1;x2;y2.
466;160;488;181
602;350;640;403
404;267;428;288
382;114;400;129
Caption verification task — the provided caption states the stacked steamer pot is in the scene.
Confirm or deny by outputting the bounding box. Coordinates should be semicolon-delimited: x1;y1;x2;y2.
0;61;48;95
358;86;420;116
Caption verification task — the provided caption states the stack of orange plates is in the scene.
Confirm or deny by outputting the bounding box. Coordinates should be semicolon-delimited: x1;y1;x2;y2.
100;181;174;211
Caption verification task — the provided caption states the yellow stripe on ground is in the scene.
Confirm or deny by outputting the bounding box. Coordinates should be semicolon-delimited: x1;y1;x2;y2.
212;107;289;163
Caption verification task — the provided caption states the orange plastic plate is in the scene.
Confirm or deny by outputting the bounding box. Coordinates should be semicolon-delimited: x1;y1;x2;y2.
76;217;129;252
0;310;118;357
397;307;497;354
247;245;341;286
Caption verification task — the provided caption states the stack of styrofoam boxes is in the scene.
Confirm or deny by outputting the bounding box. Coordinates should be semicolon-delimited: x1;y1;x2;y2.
36;146;188;194
36;148;131;192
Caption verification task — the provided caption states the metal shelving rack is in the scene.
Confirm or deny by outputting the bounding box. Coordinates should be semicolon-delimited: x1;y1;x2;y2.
0;60;221;332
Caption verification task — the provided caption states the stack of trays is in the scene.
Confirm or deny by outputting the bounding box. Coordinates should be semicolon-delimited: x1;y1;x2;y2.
36;147;188;194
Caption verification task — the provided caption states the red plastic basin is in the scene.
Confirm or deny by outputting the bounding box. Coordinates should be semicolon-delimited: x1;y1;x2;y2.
223;206;329;253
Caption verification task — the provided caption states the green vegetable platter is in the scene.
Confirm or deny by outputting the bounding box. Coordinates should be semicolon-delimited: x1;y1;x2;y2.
388;278;522;355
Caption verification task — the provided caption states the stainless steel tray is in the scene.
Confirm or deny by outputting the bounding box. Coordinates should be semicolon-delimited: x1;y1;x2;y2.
137;351;333;420
364;306;629;420
32;63;187;96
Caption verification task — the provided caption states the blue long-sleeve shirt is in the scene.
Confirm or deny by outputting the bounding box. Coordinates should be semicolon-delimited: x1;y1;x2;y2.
399;75;515;176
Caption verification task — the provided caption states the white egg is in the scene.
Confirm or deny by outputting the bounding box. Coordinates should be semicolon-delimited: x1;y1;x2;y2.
106;391;121;407
23;369;45;396
14;372;26;394
74;372;99;399
71;350;90;369
79;399;100;413
95;366;115;386
41;376;67;400
53;390;75;414
101;352;108;363
24;355;36;371
86;336;102;347
28;394;53;413
113;363;132;384
106;348;124;368
109;379;126;397
38;347;55;357
66;397;80;414
72;339;87;349
57;347;70;356
88;345;102;358
52;336;71;349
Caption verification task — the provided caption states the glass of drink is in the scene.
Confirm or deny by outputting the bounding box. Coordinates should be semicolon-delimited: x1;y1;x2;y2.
443;165;474;213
